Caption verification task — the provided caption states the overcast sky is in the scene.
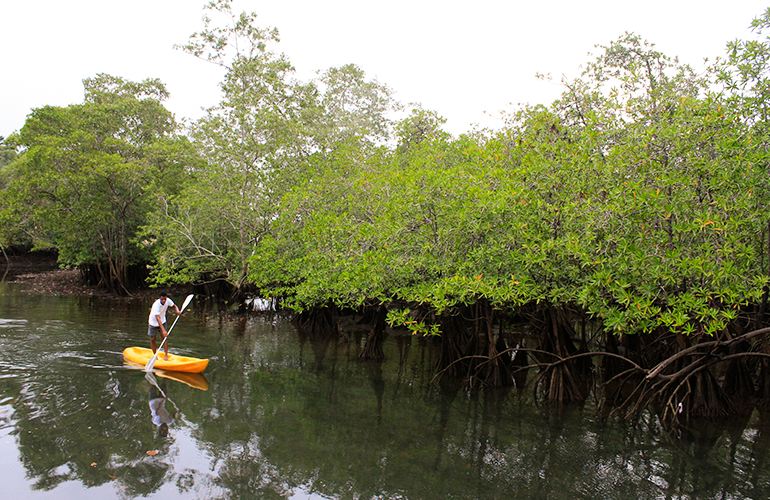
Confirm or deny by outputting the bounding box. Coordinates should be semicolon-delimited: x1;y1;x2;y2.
1;1;768;138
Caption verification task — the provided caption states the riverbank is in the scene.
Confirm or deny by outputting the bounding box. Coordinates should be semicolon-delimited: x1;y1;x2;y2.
1;251;176;300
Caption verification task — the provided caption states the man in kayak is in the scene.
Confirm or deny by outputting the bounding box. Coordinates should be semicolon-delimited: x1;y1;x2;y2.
148;291;181;360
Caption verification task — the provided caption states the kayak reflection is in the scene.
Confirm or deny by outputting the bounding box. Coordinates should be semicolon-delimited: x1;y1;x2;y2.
123;360;210;390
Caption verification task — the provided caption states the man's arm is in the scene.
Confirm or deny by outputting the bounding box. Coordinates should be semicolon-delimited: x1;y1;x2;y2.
156;314;166;335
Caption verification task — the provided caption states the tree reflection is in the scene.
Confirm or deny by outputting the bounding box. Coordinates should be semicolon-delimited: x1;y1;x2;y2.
2;309;770;499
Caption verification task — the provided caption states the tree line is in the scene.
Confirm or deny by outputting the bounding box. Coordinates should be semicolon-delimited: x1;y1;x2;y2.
4;1;770;424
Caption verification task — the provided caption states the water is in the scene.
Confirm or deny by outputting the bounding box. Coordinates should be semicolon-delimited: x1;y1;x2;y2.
0;281;769;499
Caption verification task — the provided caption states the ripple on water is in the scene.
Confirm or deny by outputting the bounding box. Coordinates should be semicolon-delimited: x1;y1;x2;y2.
0;363;38;374
0;319;27;328
0;408;13;432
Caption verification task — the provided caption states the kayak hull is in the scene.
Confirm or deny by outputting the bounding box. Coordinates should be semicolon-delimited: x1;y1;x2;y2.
123;346;209;373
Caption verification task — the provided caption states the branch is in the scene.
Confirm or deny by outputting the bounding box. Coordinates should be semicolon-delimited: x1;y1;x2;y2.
645;326;770;379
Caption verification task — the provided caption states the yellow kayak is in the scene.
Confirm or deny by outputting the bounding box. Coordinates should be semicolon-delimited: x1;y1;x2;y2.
123;346;209;374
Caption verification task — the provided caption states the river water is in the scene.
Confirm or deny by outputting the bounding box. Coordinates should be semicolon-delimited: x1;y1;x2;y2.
0;281;769;499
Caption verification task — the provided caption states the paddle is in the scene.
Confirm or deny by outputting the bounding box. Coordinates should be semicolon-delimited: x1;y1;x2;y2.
145;371;169;398
145;294;194;372
144;371;179;423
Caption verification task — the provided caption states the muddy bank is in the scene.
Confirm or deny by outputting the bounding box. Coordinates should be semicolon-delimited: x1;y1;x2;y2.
0;251;180;300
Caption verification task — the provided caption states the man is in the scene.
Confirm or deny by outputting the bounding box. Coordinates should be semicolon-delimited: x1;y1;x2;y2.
148;291;181;360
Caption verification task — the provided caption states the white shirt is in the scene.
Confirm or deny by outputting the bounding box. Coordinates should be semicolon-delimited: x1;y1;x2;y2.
148;297;176;327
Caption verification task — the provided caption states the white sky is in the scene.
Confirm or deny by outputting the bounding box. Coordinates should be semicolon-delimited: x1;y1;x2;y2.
1;1;767;138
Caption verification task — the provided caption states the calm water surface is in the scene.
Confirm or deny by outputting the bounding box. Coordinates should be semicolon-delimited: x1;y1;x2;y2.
1;282;769;499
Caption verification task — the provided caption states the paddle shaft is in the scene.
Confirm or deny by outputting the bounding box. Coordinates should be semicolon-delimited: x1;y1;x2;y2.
156;313;182;353
145;372;179;414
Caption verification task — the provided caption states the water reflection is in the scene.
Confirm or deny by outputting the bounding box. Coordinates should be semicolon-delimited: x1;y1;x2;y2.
0;285;769;499
146;374;176;438
125;361;210;391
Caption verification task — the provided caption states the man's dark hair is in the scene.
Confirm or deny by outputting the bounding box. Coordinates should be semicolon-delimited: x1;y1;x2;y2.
159;291;168;297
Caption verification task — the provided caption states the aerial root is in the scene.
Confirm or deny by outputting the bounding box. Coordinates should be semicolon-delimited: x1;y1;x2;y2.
432;326;770;428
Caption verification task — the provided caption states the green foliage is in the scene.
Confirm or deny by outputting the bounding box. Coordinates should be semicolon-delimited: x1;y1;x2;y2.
0;134;28;247
717;8;770;123
246;18;770;340
1;74;190;291
314;63;401;147
148;0;308;290
0;135;17;169
151;1;402;293
385;308;441;336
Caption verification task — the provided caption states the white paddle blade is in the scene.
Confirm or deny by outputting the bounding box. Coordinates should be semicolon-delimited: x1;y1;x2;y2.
180;294;194;313
145;352;159;372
